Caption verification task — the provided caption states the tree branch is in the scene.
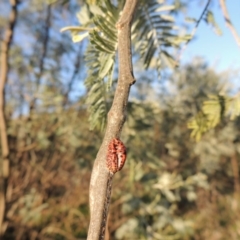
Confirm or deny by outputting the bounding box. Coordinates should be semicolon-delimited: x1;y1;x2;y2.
178;0;211;60
30;5;51;112
63;44;82;106
219;0;240;48
0;0;19;236
87;1;138;240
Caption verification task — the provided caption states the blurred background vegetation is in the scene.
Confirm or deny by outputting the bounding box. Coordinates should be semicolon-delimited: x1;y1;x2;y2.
1;0;240;239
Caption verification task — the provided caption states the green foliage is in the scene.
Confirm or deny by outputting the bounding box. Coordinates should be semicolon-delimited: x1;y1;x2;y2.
6;107;100;239
133;0;190;72
62;1;119;130
2;0;240;239
108;61;240;239
62;0;192;130
205;10;222;36
189;93;240;141
4;47;240;239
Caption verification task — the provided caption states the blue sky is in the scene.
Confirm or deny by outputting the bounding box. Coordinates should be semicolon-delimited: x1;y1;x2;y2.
182;0;240;73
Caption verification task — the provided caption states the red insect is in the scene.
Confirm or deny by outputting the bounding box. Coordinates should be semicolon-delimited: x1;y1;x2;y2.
106;138;127;174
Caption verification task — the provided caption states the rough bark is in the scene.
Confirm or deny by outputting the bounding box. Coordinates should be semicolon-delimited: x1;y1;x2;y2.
87;1;138;239
0;0;19;236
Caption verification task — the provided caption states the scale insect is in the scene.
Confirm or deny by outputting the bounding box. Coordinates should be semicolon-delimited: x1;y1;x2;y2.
106;138;127;174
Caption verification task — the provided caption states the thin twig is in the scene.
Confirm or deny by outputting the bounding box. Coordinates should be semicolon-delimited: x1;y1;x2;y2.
219;0;240;48
178;0;211;61
30;5;51;112
63;44;82;106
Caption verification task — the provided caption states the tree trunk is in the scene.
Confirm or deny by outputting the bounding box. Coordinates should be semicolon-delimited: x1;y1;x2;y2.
0;0;19;236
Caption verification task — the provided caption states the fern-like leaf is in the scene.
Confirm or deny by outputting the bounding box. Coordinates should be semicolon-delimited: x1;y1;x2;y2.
133;0;189;77
81;1;119;130
188;93;240;140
